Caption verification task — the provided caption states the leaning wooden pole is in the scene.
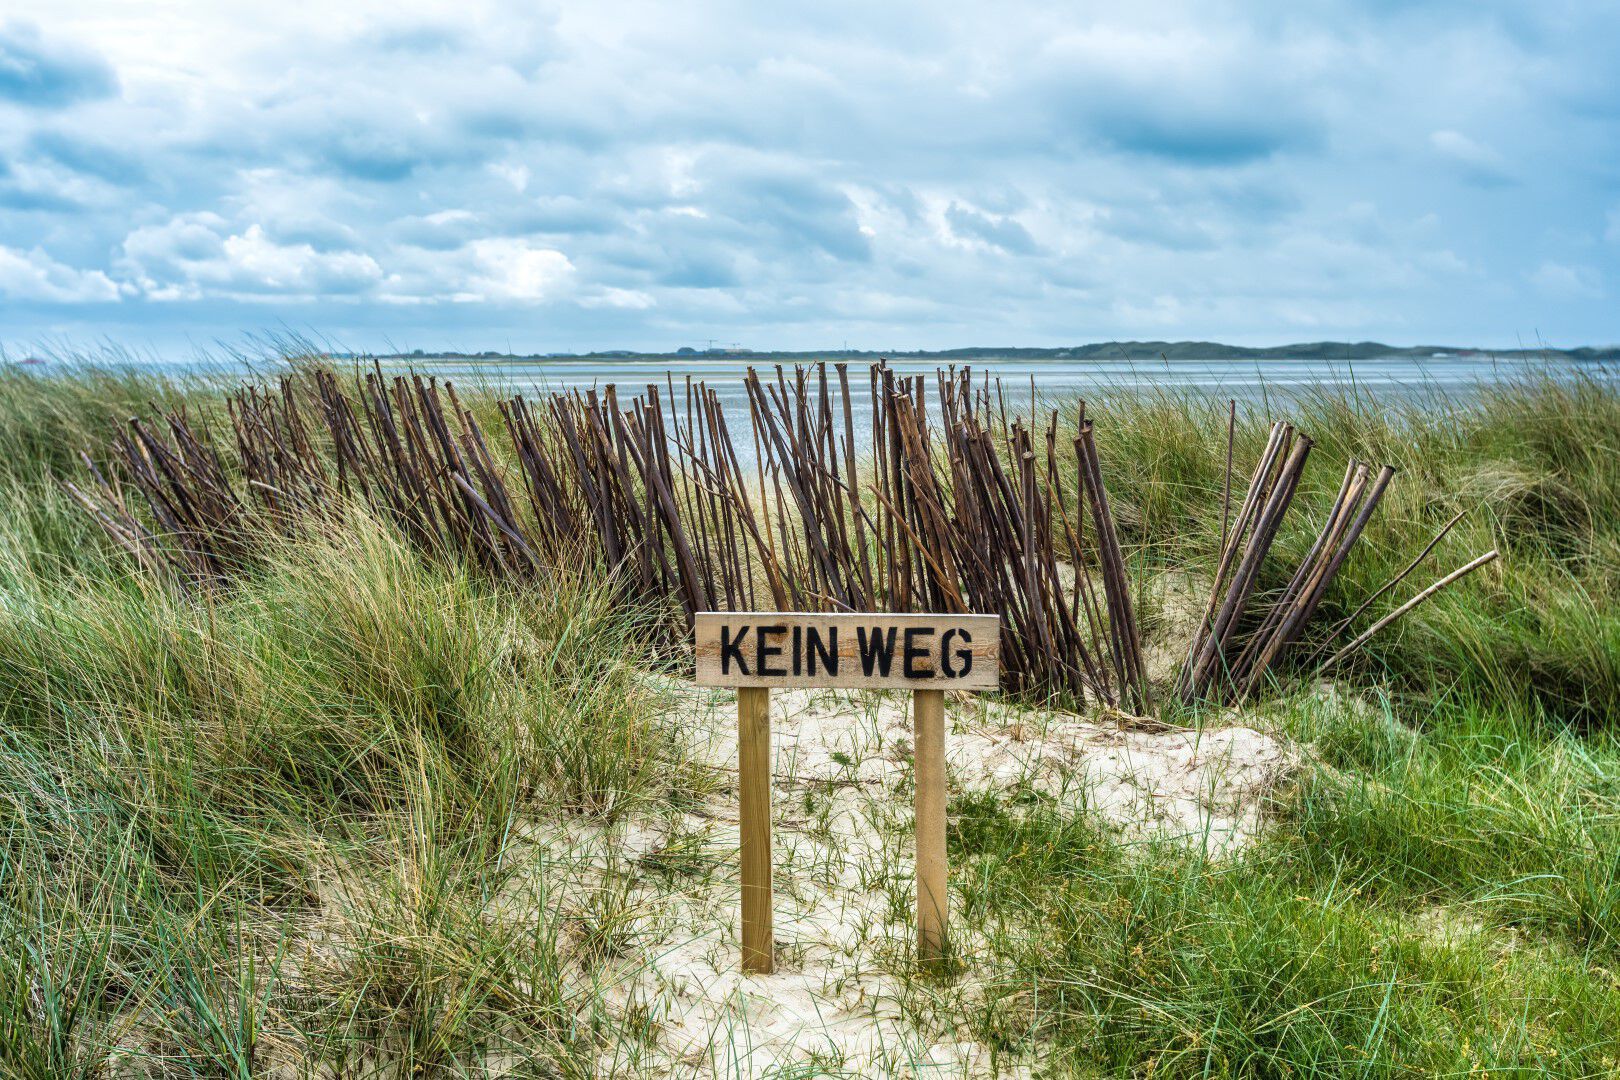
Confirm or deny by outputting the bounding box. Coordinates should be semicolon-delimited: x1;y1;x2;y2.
1318;550;1499;672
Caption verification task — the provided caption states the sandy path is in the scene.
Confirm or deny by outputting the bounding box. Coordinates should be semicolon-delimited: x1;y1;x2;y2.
587;682;1292;1077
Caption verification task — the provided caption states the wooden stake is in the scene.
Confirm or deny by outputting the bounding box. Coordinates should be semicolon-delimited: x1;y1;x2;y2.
913;688;948;965
738;686;773;974
1318;550;1499;672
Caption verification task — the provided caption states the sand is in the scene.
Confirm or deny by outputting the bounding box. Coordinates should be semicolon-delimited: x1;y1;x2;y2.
577;680;1293;1077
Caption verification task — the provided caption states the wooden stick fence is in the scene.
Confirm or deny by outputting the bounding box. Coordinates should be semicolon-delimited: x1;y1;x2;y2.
67;360;1494;707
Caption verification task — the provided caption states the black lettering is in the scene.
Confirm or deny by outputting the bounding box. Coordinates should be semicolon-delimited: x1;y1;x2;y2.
857;626;897;676
903;626;936;678
940;628;973;678
807;626;838;676
756;624;788;677
792;625;802;676
720;625;750;675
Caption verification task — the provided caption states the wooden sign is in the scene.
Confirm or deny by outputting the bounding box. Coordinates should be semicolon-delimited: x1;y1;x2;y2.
695;612;999;691
696;611;1000;975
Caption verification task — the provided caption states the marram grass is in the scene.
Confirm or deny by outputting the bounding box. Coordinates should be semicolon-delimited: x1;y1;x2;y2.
3;360;1620;1075
1076;367;1620;725
0;484;706;1074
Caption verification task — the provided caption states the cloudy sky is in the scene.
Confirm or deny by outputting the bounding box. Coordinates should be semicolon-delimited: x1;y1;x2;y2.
1;1;1616;354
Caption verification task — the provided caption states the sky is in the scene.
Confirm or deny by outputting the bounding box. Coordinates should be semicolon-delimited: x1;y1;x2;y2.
0;1;1617;356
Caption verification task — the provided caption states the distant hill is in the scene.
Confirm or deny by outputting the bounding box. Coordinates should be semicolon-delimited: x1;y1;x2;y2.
375;340;1620;363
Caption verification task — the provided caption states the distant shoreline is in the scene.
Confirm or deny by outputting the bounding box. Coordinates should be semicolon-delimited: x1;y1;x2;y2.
365;340;1620;364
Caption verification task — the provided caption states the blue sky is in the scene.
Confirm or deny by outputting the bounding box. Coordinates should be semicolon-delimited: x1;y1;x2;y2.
0;1;1616;355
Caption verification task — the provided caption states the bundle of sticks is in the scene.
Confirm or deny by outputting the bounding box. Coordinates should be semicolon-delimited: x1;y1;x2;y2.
1173;417;1495;704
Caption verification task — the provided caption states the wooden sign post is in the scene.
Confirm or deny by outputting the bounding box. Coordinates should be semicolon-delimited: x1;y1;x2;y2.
695;612;1000;973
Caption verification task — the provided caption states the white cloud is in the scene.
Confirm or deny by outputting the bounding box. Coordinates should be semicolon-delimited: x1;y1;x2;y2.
0;245;119;302
489;161;530;192
118;215;382;300
579;286;655;309
222;226;383;293
452;238;574;303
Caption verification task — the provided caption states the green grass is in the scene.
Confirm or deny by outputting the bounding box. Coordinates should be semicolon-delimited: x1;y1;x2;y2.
1075;369;1620;724
1276;691;1620;961
0;398;708;1072
949;777;1620;1076
3;359;1620;1075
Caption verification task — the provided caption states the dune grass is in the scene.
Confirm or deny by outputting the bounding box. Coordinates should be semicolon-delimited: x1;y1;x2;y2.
948;770;1620;1076
1073;368;1620;725
2;359;1619;1075
0;524;704;1074
0;376;709;1074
